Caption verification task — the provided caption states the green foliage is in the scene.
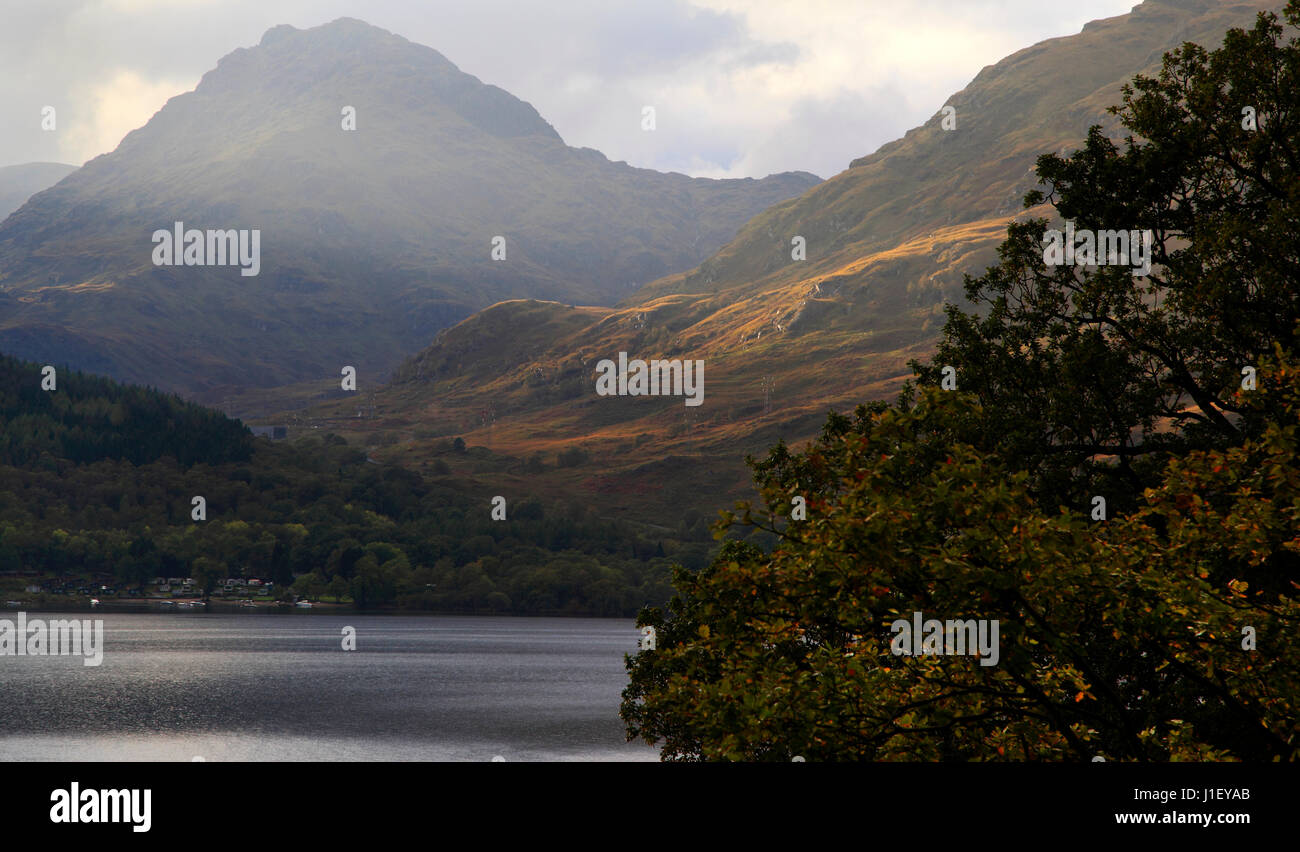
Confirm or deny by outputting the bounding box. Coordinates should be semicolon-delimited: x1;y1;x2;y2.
913;3;1300;511
0;355;681;615
626;367;1299;760
0;355;252;467
623;6;1300;761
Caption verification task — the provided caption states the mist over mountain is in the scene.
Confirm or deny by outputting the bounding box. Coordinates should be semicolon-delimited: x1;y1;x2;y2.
0;18;818;399
0;163;77;221
305;0;1285;519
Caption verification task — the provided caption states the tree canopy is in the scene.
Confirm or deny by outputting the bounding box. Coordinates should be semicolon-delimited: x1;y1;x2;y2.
0;359;688;615
622;3;1300;761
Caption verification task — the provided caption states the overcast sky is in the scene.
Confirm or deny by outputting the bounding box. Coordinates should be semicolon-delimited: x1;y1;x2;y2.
3;0;1139;180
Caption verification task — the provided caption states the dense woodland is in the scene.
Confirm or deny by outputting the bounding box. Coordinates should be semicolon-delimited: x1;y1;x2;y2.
0;354;695;615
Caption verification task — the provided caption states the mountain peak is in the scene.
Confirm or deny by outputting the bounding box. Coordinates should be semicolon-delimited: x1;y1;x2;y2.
258;17;408;49
251;17;450;66
258;23;298;46
193;17;562;143
0;17;818;397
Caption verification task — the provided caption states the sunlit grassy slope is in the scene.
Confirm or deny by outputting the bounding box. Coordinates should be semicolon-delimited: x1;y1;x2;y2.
267;1;1285;520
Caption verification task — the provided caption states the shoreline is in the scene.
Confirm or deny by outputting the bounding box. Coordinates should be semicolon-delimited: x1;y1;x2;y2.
0;599;638;619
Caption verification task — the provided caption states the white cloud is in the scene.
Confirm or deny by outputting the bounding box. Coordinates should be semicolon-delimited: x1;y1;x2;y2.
0;0;1142;178
633;0;1141;177
61;69;196;166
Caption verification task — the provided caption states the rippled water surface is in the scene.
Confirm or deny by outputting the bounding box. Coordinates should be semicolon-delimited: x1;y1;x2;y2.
0;612;659;761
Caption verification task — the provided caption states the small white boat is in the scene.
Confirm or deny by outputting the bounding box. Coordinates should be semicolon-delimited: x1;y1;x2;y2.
89;598;100;607
295;600;313;609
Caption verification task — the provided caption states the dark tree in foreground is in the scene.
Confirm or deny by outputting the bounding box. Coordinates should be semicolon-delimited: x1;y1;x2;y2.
622;4;1300;761
915;3;1300;514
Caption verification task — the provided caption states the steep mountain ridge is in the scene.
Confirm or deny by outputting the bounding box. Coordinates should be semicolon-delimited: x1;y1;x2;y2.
0;17;818;399
288;0;1285;519
0;163;77;221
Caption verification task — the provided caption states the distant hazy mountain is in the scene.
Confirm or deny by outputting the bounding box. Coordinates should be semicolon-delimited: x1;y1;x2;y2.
0;163;76;221
0;18;818;398
313;0;1285;519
